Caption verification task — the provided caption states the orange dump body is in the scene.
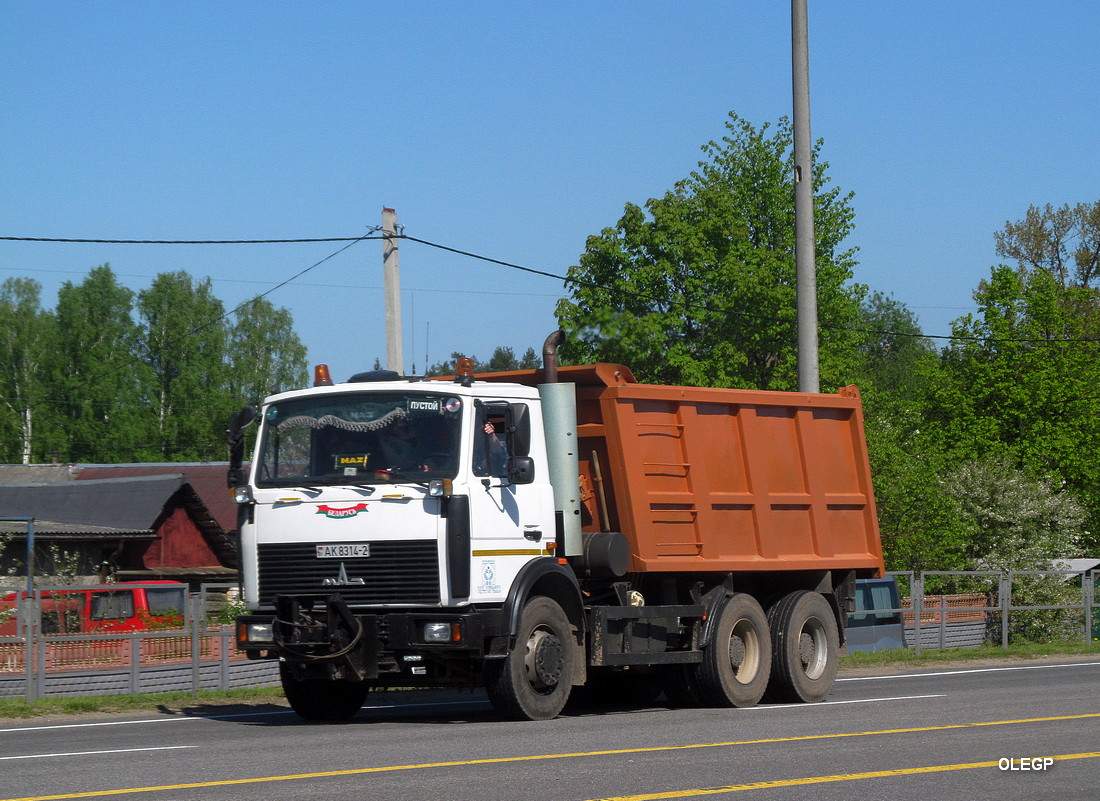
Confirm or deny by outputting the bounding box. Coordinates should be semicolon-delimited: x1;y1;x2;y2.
477;363;885;578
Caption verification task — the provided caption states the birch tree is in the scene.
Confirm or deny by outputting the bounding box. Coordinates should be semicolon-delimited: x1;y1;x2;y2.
0;279;55;463
136;272;232;459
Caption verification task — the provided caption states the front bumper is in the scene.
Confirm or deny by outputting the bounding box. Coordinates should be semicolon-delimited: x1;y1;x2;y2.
236;594;502;683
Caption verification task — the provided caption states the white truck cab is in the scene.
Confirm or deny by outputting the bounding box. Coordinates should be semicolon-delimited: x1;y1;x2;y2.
236;369;557;612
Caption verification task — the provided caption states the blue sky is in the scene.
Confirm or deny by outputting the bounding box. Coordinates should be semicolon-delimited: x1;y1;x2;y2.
3;2;1098;383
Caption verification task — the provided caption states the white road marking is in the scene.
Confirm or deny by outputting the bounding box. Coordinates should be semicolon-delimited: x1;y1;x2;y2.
0;745;196;760
837;660;1100;682
746;694;945;709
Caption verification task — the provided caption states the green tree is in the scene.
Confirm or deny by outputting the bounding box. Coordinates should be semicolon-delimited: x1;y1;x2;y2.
556;112;865;390
851;292;964;571
136;271;233;460
0;279;56;463
994;200;1100;288
865;407;971;573
486;346;518;372
227;297;309;404
426;352;479;377
425;346;540;377
518;347;540;369
854;291;938;398
50;265;144;462
933;265;1100;552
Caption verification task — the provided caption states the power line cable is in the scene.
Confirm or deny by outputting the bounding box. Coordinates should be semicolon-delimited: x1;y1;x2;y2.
20;231;380;414
6;228;1100;345
0;236;370;244
7;227;1100;462
398;234;1100;346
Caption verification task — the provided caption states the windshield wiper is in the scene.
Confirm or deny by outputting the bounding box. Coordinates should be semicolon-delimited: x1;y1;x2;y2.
374;468;430;489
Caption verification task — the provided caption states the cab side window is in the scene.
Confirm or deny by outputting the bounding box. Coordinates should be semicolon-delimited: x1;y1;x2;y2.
473;408;510;477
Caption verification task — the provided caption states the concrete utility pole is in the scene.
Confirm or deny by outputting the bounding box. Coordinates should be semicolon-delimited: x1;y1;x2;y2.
792;0;820;393
382;207;404;373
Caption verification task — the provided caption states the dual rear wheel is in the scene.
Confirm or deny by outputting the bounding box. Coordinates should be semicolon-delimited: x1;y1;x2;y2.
765;590;840;703
659;590;840;708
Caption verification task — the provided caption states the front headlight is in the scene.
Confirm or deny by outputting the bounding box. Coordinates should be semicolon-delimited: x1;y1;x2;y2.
246;621;273;643
422;621;460;642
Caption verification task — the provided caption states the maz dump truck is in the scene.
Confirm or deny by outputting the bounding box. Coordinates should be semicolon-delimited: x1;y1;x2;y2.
232;334;886;721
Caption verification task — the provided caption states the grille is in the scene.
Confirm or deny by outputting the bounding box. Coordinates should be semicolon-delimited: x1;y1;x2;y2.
258;540;440;607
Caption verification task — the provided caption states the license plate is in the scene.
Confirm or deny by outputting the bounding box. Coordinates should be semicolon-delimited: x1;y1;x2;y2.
315;543;371;559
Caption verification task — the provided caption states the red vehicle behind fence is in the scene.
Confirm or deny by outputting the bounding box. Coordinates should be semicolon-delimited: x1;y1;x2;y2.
0;581;187;635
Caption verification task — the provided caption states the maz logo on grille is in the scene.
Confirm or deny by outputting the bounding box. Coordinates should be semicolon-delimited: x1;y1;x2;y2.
322;562;366;586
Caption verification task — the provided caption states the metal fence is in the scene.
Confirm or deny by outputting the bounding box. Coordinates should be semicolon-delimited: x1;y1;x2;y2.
884;569;1099;655
0;583;277;702
1;571;1097;703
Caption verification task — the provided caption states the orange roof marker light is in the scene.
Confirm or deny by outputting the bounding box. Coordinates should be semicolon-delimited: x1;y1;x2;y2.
313;364;334;387
454;356;474;386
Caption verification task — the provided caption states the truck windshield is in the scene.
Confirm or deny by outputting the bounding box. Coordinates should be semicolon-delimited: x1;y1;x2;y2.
256;392;461;487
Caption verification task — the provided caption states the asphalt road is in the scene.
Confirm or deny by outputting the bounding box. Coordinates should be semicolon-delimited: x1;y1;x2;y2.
1;658;1097;801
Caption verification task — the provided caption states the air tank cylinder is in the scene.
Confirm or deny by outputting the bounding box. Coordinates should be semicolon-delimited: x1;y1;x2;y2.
538;381;582;557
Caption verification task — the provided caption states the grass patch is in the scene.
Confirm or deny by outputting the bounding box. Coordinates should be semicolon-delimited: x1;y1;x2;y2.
0;686;287;719
840;639;1099;668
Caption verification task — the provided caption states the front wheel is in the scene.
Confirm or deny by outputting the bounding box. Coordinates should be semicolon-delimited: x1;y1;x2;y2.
693;593;771;708
765;591;840;703
485;596;576;720
280;663;370;721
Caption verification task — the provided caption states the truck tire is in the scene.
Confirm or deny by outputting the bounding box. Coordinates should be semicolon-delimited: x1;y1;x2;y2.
485;595;575;721
765;590;839;703
693;593;771;708
279;663;370;721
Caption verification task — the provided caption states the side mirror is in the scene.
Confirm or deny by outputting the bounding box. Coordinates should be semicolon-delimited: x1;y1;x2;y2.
509;404;531;457
227;467;247;489
508;456;535;485
227;405;257;486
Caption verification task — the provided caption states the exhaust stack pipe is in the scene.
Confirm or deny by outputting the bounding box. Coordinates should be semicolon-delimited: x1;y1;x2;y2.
542;330;564;384
538;330;580;557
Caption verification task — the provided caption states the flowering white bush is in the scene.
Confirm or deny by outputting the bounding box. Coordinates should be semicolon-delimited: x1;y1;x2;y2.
944;454;1087;642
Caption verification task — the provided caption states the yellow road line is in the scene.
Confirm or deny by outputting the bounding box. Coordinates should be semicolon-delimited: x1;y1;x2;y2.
4;713;1098;801
589;752;1100;800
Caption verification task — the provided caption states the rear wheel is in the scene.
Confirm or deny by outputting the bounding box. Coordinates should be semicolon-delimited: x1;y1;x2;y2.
280;663;370;721
485;596;576;720
765;591;839;703
693;593;771;708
